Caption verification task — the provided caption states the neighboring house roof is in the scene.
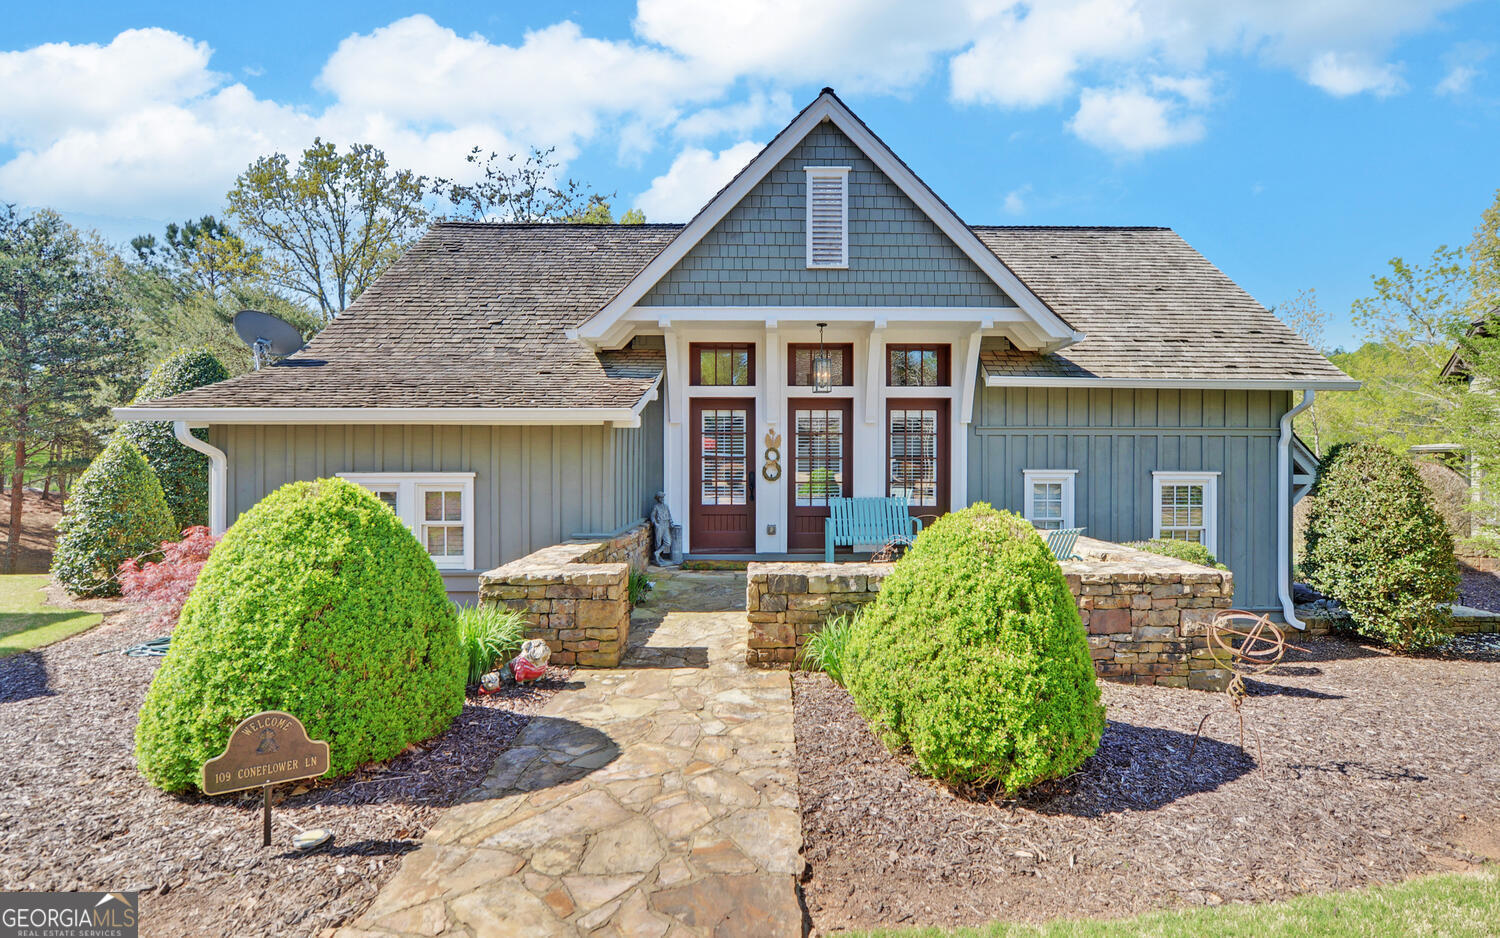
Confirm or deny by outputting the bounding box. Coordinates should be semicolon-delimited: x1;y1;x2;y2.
974;227;1357;389
1439;310;1497;380
123;221;1355;419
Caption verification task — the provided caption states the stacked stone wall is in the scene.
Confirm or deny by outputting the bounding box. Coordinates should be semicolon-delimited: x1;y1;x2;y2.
477;524;649;668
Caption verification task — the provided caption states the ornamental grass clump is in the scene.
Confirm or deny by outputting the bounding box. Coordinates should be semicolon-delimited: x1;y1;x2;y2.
52;437;178;597
456;604;526;686
802;611;859;686
1303;442;1459;653
134;477;465;792
845;503;1104;793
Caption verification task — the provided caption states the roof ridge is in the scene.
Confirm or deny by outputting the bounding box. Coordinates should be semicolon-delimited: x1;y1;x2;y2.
970;225;1173;231
432;220;685;229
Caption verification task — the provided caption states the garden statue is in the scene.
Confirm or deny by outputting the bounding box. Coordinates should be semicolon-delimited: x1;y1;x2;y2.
650;491;676;566
479;639;553;693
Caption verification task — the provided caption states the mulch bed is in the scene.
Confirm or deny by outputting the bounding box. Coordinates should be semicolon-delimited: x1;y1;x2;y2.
0;601;568;938
794;637;1500;932
1459;561;1500;612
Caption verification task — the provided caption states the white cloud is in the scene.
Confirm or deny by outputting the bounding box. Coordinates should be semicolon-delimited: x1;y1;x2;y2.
673;90;794;140
1435;41;1491;95
1437;64;1479;95
1002;185;1030;216
1305;51;1406;97
634;141;762;221
1069;85;1205;153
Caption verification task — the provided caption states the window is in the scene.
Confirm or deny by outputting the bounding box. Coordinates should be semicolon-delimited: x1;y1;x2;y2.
1152;471;1219;553
337;472;476;570
788;343;853;387
690;343;754;386
1023;470;1077;530
805;166;849;268
699;408;749;505
793;407;847;507
886;344;950;387
888;404;947;508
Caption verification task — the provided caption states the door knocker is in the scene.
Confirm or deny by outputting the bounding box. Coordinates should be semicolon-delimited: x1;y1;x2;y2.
762;429;783;482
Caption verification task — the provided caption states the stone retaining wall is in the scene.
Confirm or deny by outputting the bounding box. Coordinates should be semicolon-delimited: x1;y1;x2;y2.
746;537;1237;690
1295;606;1500;636
477;523;649;668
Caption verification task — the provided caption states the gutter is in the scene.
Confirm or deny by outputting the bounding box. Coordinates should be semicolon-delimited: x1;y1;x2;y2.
1277;390;1315;629
173;421;228;537
114;405;644;426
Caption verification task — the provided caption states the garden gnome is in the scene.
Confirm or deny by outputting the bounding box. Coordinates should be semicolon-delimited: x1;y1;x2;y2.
650;491;676;566
479;639;553;693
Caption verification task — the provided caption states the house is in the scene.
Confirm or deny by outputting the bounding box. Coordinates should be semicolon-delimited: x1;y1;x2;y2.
114;89;1356;618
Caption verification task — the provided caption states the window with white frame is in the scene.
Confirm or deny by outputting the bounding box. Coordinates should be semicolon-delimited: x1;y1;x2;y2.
338;472;476;570
805;167;849;268
1023;469;1076;530
1152;471;1218;553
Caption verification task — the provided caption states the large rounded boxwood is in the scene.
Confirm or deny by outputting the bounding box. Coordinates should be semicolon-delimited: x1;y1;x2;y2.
845;504;1104;793
1303;442;1459;652
135;477;465;792
118;348;230;529
52;437;177;596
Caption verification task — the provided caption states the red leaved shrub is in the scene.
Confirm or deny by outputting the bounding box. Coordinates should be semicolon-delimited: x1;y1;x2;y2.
119;526;219;631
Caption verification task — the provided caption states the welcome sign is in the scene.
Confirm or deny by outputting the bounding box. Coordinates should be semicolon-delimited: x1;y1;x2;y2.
201;711;329;795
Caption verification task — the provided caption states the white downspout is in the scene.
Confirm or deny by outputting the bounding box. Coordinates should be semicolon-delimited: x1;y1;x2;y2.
174;421;227;536
1277;390;1315;628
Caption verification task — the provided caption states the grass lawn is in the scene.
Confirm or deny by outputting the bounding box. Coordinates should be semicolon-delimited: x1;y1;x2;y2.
841;866;1500;938
0;574;103;657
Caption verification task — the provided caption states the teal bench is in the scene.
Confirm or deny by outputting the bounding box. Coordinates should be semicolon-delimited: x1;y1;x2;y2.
1041;526;1085;561
825;496;923;562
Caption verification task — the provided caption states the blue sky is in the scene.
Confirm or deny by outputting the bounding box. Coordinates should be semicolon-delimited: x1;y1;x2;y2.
4;1;1498;348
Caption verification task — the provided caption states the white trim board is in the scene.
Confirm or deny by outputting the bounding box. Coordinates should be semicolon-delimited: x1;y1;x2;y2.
574;90;1083;352
113;404;649;427
985;376;1361;390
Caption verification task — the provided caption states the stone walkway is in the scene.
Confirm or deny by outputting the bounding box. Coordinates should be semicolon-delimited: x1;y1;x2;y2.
340;571;804;937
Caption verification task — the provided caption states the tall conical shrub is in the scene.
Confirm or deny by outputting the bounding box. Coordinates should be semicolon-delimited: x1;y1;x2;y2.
845;504;1104;793
52;437;177;596
135;477;465;792
118;348;229;528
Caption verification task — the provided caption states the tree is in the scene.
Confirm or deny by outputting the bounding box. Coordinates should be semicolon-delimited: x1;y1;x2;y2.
1278;288;1331;456
0;206;137;573
130;215;262;299
1467;186;1500;316
227;140;429;321
118;349;230;529
434;146;645;224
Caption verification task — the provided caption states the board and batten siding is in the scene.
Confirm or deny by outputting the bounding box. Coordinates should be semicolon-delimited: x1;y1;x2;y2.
210;396;664;602
968;386;1290;610
637;121;1017;308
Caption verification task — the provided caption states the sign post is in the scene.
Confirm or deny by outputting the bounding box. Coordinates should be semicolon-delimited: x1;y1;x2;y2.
202;711;330;847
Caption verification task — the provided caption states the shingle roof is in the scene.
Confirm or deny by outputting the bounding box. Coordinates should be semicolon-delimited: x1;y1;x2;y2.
147;223;679;411
971;226;1354;385
142;221;1351;413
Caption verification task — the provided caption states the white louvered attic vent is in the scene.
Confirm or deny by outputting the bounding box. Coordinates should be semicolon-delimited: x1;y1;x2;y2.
805;166;850;269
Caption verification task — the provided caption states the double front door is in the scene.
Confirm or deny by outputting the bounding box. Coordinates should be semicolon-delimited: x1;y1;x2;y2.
688;396;948;553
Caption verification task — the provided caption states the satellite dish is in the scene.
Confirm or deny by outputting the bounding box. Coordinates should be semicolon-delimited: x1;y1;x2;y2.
233;310;306;370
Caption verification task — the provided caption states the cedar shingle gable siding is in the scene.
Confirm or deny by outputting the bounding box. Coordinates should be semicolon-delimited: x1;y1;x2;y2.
637;122;1019;308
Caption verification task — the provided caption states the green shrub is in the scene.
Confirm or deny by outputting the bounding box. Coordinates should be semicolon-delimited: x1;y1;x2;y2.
1124;538;1227;569
802;611;859;686
118;348;230;529
1303;442;1459;653
628;569;652;605
457;604;526;685
134;477;464;792
845;504;1104;793
51;438;177;596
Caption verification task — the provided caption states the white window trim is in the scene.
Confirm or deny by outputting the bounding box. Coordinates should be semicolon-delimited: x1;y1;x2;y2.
338;472;476;571
804;166;850;269
1152;471;1219;555
1023;469;1077;529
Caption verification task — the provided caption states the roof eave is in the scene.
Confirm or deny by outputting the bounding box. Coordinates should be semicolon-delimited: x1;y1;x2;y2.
111;405;649;427
982;376;1363;391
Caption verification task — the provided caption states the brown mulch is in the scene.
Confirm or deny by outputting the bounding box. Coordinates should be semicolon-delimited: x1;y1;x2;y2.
0;602;569;938
794;638;1500;932
0;488;62;573
1459;561;1500;612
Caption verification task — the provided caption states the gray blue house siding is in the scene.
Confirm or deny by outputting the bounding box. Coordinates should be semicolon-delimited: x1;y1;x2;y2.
210;395;664;601
968;386;1289;609
639;122;1017;308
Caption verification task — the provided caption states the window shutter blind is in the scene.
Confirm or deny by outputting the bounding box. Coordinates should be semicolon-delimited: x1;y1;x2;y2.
805;167;849;268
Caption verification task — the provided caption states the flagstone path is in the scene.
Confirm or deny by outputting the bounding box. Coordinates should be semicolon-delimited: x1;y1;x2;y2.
339;571;804;937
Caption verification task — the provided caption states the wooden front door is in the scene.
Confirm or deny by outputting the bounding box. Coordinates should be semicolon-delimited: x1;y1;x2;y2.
886;398;950;518
788;397;854;552
690;398;756;552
